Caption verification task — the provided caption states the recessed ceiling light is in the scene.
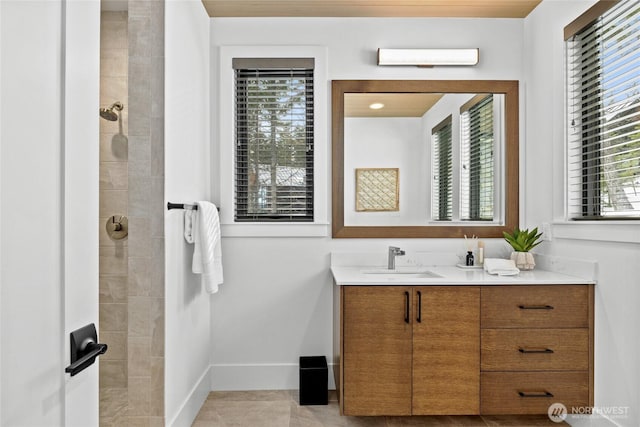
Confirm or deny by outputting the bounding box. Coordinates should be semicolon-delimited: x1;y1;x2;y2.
369;103;385;110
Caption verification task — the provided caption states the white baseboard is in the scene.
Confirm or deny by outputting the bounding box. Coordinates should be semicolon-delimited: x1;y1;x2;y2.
210;363;336;391
167;365;212;427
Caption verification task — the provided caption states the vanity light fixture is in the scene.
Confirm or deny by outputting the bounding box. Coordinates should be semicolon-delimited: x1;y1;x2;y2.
377;48;479;67
369;102;385;110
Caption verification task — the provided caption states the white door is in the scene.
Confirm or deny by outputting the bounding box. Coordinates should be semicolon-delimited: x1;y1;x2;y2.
0;1;100;425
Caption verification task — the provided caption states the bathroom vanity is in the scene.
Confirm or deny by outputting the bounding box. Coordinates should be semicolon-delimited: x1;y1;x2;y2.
331;264;594;417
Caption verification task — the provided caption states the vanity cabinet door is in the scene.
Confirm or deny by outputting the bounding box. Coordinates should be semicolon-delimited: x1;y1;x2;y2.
342;286;412;416
412;286;480;415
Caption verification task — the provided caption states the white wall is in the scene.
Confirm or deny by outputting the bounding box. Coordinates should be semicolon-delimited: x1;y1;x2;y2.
344;117;425;225
1;0;100;425
523;1;639;426
165;1;212;426
209;17;523;390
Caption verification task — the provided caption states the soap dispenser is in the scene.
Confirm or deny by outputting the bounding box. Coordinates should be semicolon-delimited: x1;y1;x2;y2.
465;251;474;266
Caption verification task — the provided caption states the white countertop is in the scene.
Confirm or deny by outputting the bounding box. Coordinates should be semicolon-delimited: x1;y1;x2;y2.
331;265;595;286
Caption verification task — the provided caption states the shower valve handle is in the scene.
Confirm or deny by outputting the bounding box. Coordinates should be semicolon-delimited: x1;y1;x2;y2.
106;215;128;240
112;216;122;231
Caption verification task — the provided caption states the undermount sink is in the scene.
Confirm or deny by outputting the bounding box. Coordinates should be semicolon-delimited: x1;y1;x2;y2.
361;268;441;279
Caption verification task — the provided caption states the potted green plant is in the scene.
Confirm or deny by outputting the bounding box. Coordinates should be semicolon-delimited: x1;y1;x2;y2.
503;227;543;270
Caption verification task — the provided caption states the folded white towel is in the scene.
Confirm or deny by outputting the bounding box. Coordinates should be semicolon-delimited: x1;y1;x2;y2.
191;201;223;293
483;258;520;276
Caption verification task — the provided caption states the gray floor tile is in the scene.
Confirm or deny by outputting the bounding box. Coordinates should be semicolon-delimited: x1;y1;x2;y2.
481;415;568;426
386;415;488;426
192;391;570;427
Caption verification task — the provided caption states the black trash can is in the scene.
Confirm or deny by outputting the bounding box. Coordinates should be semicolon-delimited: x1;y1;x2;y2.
299;356;328;405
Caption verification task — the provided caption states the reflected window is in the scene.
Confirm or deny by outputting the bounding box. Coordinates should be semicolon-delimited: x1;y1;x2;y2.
460;95;494;221
432;116;453;221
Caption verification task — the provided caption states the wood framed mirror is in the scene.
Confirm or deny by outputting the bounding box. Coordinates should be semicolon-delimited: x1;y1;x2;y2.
332;80;519;238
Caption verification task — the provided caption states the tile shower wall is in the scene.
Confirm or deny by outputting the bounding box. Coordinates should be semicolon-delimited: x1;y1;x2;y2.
99;11;129;427
128;1;165;426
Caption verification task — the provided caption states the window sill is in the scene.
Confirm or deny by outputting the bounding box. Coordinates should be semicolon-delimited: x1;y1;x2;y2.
221;223;330;238
551;221;640;244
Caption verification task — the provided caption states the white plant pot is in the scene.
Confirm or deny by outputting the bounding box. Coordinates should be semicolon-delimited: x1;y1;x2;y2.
511;251;535;270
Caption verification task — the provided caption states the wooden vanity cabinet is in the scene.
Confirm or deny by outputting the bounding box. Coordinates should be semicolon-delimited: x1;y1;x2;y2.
337;285;480;416
334;283;594;417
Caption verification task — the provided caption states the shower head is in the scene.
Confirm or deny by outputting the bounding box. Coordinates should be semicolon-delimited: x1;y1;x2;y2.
99;101;124;121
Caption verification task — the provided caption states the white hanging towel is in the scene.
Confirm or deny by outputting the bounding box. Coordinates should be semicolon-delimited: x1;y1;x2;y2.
190;201;223;293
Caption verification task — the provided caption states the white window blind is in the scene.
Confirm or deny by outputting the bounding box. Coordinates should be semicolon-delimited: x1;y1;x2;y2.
432;116;453;221
567;0;640;219
460;95;494;221
234;58;314;222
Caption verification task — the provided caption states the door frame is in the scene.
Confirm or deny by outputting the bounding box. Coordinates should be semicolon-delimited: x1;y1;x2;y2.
63;0;101;425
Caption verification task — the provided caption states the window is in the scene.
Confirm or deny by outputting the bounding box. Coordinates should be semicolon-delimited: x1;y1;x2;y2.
432;116;453;221
233;58;314;222
431;95;499;223
566;0;640;219
460;95;494;221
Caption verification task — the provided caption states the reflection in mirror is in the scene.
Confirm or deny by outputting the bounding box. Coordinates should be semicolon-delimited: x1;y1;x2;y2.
332;80;519;238
344;92;504;226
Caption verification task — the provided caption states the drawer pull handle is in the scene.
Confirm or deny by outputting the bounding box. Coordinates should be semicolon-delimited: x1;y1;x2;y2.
518;304;554;310
519;348;554;354
417;291;422;323
404;291;410;324
518;391;554;398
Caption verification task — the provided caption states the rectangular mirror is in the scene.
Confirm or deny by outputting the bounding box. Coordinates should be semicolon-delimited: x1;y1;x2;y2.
332;80;519;238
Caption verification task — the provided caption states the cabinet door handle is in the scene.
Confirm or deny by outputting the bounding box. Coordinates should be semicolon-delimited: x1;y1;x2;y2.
519;347;554;354
404;291;410;324
518;391;554;398
416;291;422;323
518;304;554;310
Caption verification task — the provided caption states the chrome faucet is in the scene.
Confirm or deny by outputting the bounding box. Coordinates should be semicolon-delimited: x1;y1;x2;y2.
388;246;406;270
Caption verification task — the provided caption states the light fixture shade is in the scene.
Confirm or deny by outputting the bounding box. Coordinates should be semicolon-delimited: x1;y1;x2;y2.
377;48;479;66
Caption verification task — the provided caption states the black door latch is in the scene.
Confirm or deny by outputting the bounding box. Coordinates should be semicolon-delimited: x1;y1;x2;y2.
65;323;108;376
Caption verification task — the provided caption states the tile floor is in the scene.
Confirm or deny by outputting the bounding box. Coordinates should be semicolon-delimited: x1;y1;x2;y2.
192;391;568;426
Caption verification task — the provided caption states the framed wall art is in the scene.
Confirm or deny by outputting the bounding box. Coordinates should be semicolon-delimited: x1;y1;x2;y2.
355;168;399;212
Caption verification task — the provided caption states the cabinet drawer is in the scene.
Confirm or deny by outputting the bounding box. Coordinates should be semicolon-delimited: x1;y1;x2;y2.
481;286;588;328
481;329;589;371
481;372;589;415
